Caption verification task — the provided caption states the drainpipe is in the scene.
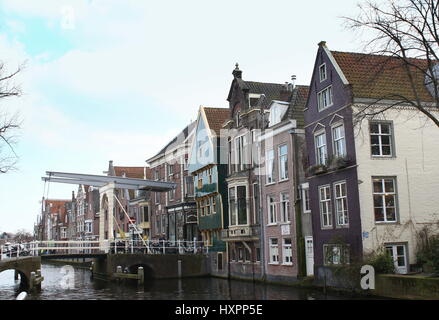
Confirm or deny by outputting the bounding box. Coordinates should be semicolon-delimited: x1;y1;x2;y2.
289;128;306;278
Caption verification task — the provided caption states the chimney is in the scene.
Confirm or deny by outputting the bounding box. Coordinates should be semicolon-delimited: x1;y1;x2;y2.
291;75;297;90
280;79;293;101
232;63;242;79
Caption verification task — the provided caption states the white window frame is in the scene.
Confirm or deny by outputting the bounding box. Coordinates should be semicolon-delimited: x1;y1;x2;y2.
317;85;333;111
269;238;279;264
334;181;349;227
267;195;277;225
302;185;311;214
229;184;249;227
266;149;275;184
278;144;288;181
319;185;332;228
282;238;293;265
370;122;394;157
314;131;327;166
332;123;346;158
280;192;290;223
319;63;327;82
235;134;247;171
373;177;398;223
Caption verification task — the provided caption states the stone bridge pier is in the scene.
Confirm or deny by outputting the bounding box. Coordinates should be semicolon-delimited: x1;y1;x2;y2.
92;254;209;281
0;257;43;291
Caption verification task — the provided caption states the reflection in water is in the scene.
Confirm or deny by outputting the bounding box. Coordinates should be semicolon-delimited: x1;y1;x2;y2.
0;263;368;300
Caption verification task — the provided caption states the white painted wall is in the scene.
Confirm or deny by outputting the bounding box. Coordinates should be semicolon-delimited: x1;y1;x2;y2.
354;105;439;265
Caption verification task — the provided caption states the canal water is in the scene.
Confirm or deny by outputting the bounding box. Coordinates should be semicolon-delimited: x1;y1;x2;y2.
0;263;369;300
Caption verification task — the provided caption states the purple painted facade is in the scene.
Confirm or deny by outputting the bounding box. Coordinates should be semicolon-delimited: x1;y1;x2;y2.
304;43;363;267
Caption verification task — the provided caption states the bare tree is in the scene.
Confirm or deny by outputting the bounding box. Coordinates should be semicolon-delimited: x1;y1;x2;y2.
13;229;33;243
345;0;439;128
0;61;23;173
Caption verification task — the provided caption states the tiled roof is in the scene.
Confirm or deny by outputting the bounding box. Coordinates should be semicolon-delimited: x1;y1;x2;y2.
237;79;285;108
331;51;434;102
284;85;309;128
114;167;144;179
203;107;230;135
148;121;196;160
45;199;70;215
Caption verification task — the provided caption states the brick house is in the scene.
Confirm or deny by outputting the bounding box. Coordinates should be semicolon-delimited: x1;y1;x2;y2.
146;121;199;242
221;64;286;280
304;41;439;275
259;83;311;282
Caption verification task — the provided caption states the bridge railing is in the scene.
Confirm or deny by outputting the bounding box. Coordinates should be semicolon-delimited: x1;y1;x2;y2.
12;239;208;256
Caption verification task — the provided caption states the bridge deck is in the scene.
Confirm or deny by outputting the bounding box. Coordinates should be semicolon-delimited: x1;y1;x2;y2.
41;253;108;259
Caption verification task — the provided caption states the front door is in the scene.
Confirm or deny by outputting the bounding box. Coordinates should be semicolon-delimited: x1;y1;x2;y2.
385;244;408;274
305;236;314;276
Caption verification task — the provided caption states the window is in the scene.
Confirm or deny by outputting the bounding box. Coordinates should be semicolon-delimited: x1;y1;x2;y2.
253;184;260;225
282;238;293;265
269;238;279;264
237;186;247;225
197;174;203;190
155;215;160;234
235;135;247;171
238;247;244;261
161;214;166;234
373;177;397;223
319;63;327;82
280;193;290;223
229;187;236;225
370;122;394;157
228;138;233;174
143;207;149;222
169;188;175;201
324;244;350;265
155;192;160;204
256;247;261;262
154;169;160;181
278;144;288;181
269;103;288;126
334;181;348;226
332;124;346;157
317;86;333;111
168;163;174;176
315;132;327;165
266;149;275;183
208;167;213;184
211;197;216;214
268;195;277;224
302;187;311;213
244;248;251;262
319;185;332;228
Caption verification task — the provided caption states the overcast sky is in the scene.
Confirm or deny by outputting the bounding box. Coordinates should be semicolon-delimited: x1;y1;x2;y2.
0;0;378;233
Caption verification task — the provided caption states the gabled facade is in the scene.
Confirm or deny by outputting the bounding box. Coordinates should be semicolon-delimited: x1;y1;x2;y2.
146;122;198;242
188;106;229;275
259;84;312;282
222;64;286;280
304;41;439;274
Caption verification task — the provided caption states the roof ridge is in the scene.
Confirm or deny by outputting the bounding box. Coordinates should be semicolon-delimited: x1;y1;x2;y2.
331;50;429;63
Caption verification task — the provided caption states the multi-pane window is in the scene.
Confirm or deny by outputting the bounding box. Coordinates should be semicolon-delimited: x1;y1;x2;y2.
229;188;236;225
228;138;233;174
317;86;333;111
161;214;166;234
269;238;279;264
370;122;393;157
168;163;174;176
280;193;290;223
278;144;288;180
319;185;332;228
235;135;247;171
324;244;350;265
266;149;275;183
319;63;327;82
332;124;346;157
315;132;327;165
208;168;213;184
373;177;397;223
302;187;311;213
334;181;348;226
268;195;277;224
282;238;293;265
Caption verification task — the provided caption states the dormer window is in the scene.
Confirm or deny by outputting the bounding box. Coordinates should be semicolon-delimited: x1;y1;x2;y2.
319;63;327;82
268;102;288;127
249;93;262;108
